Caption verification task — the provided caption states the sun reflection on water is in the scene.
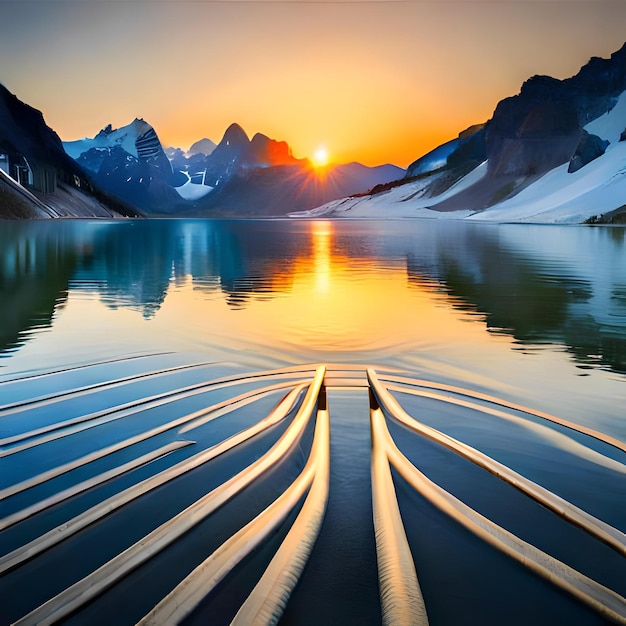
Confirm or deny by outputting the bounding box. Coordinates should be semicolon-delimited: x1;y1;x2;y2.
3;219;626;386
311;221;332;295
145;220;488;362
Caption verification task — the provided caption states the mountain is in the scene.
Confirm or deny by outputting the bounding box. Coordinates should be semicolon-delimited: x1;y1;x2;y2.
143;122;404;215
180;123;303;188
183;160;404;217
0;84;138;219
60;116;403;215
165;138;217;164
187;138;217;157
300;43;626;224
63;119;182;213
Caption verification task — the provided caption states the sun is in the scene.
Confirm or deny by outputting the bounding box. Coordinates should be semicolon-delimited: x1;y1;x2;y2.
312;146;329;168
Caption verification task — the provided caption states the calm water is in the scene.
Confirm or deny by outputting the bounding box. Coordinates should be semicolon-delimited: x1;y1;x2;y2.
1;218;625;625
2;219;625;426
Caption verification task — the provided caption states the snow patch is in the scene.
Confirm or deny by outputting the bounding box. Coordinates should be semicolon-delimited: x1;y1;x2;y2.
174;173;213;200
584;90;626;146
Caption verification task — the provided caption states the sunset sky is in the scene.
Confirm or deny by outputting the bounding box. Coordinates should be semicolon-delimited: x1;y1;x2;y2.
1;0;625;167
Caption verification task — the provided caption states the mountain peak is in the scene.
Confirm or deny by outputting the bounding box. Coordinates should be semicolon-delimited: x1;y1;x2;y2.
64;118;165;161
187;138;216;157
250;132;270;144
96;124;115;138
221;123;249;148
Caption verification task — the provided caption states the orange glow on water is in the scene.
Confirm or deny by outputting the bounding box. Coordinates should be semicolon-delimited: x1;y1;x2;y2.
150;221;488;362
311;221;332;294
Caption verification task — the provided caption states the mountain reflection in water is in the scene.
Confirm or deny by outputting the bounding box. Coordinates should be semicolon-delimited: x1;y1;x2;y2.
1;219;625;375
1;218;625;625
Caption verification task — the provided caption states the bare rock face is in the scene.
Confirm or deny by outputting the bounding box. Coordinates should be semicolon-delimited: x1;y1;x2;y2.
0;84;139;218
568;131;610;173
487;98;581;176
0;83;85;188
620;128;626;142
242;133;298;169
485;43;626;178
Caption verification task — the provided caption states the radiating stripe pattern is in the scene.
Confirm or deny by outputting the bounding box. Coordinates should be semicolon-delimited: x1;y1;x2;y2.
0;355;624;624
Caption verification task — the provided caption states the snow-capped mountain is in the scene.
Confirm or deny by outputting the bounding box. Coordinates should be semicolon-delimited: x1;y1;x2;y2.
141;122;403;214
62;119;181;212
64;119;165;161
299;43;626;224
59;116;404;215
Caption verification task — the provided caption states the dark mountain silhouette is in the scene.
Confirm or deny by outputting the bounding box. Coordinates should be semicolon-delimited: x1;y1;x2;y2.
0;84;139;219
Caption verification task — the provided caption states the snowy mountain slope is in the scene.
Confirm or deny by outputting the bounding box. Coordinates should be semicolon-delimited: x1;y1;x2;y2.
300;45;626;224
173;172;213;201
469;140;626;223
296;137;625;224
291;162;484;219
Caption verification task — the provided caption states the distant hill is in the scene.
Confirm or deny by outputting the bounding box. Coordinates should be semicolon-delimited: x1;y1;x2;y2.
187;138;217;157
183;160;404;217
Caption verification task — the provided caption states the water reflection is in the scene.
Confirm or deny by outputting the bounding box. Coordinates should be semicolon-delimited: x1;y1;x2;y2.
0;222;76;355
409;223;626;373
1;219;625;374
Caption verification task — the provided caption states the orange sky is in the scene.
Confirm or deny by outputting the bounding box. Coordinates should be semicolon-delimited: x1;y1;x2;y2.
1;1;626;167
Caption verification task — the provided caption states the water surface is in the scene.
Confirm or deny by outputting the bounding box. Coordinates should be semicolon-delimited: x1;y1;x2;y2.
1;218;624;625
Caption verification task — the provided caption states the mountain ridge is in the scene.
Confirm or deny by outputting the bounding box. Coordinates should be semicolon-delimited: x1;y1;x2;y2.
299;42;626;223
3;42;625;222
62;115;404;216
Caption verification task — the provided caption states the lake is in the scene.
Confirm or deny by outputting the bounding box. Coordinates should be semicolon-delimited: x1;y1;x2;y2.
0;218;624;625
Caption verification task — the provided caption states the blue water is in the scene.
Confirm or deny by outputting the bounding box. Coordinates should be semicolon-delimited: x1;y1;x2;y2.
0;218;624;625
